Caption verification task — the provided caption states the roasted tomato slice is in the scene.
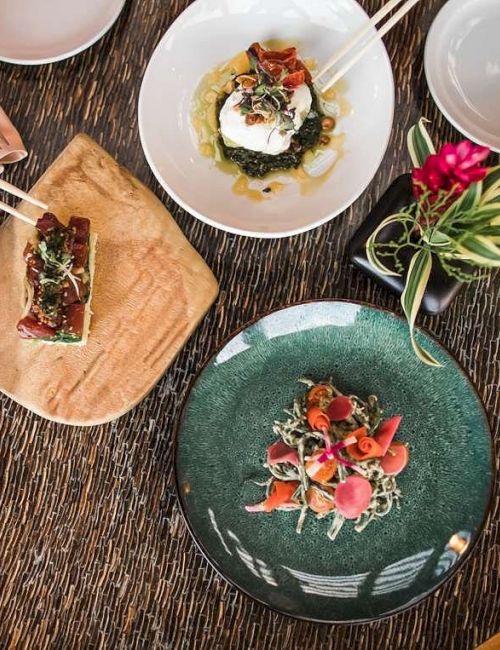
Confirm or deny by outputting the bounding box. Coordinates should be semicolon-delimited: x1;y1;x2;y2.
248;42;299;80
259;59;285;80
68;216;90;244
63;303;85;337
17;315;56;339
283;70;306;88
250;42;297;67
36;212;63;235
295;60;312;84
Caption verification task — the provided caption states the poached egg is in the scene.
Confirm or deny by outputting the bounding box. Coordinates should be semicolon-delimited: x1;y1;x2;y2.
219;84;312;155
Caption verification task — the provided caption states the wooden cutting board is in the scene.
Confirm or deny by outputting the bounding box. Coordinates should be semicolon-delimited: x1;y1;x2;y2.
0;135;218;425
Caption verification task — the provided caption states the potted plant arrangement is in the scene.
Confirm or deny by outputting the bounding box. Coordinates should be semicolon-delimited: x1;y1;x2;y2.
350;119;500;367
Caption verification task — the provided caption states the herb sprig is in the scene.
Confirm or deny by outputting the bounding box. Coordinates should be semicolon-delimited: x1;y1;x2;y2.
234;56;297;134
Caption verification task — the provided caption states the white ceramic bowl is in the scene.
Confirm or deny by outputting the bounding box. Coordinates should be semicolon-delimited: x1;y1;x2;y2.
139;0;394;238
0;0;125;65
425;0;500;153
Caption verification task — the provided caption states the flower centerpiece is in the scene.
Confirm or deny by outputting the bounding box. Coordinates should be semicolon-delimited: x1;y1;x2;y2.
365;119;500;367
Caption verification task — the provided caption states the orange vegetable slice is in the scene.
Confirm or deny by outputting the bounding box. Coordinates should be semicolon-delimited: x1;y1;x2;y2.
306;406;330;432
345;426;384;461
307;486;336;514
305;451;337;484
307;384;333;409
264;480;300;512
246;481;300;513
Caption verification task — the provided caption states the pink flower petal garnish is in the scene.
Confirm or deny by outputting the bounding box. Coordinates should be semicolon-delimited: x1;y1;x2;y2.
412;138;490;204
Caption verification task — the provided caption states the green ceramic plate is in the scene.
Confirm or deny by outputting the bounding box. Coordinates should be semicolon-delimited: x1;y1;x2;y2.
175;301;493;623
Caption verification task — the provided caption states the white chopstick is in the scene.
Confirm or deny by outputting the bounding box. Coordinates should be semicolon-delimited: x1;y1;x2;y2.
316;0;422;93
0;178;48;209
0;180;48;226
313;0;405;83
0;200;37;226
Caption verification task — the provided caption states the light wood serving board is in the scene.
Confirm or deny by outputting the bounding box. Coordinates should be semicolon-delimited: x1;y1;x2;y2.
0;135;218;425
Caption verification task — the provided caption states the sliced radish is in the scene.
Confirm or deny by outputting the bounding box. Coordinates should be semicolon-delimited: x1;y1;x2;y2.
380;442;409;475
245;503;266;512
267;440;299;467
374;416;402;455
334;476;372;519
327;396;353;421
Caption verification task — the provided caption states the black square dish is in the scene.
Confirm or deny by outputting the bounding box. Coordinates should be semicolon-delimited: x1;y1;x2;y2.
348;174;465;315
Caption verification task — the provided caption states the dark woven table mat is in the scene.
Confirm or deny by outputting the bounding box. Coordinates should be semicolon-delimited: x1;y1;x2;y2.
0;1;498;647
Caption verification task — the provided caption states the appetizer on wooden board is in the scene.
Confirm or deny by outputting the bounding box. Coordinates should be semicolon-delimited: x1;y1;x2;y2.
17;212;97;344
0;134;218;426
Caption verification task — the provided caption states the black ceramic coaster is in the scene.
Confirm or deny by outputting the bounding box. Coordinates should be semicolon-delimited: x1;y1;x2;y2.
348;174;465;315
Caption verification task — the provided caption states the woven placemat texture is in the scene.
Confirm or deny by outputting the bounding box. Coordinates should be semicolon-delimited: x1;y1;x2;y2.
0;0;498;648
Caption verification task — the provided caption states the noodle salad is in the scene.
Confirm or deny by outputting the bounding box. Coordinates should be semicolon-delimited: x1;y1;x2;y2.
246;379;410;541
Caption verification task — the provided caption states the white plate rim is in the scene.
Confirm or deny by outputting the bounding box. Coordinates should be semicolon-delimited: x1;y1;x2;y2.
0;0;126;66
424;0;500;154
138;0;395;239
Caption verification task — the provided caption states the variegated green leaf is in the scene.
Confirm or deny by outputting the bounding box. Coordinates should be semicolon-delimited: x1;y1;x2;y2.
468;203;500;222
423;230;450;247
481;165;500;204
454;235;500;267
365;213;410;277
438;181;483;225
478;226;500;236
477;226;500;244
407;118;436;168
401;249;442;367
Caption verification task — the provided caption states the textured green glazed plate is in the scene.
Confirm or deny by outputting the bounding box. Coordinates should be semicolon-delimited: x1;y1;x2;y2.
175;301;493;623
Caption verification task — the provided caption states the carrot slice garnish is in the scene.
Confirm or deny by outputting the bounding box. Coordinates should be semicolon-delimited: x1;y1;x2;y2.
345;426;383;460
356;436;384;458
307;384;333;409
306;486;336;514
305;451;337;484
245;480;300;513
306;406;330;432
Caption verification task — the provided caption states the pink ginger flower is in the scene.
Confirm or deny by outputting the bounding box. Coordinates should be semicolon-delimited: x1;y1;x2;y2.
412;140;490;201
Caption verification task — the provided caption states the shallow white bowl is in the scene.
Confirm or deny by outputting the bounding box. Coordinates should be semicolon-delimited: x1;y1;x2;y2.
425;0;500;153
139;0;394;238
0;0;125;65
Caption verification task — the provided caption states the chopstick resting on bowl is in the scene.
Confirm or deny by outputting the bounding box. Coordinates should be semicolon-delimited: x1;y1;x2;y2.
314;0;422;93
0;178;47;225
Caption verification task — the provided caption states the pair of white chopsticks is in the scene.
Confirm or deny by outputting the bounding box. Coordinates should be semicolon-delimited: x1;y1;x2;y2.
314;0;422;92
0;178;45;226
